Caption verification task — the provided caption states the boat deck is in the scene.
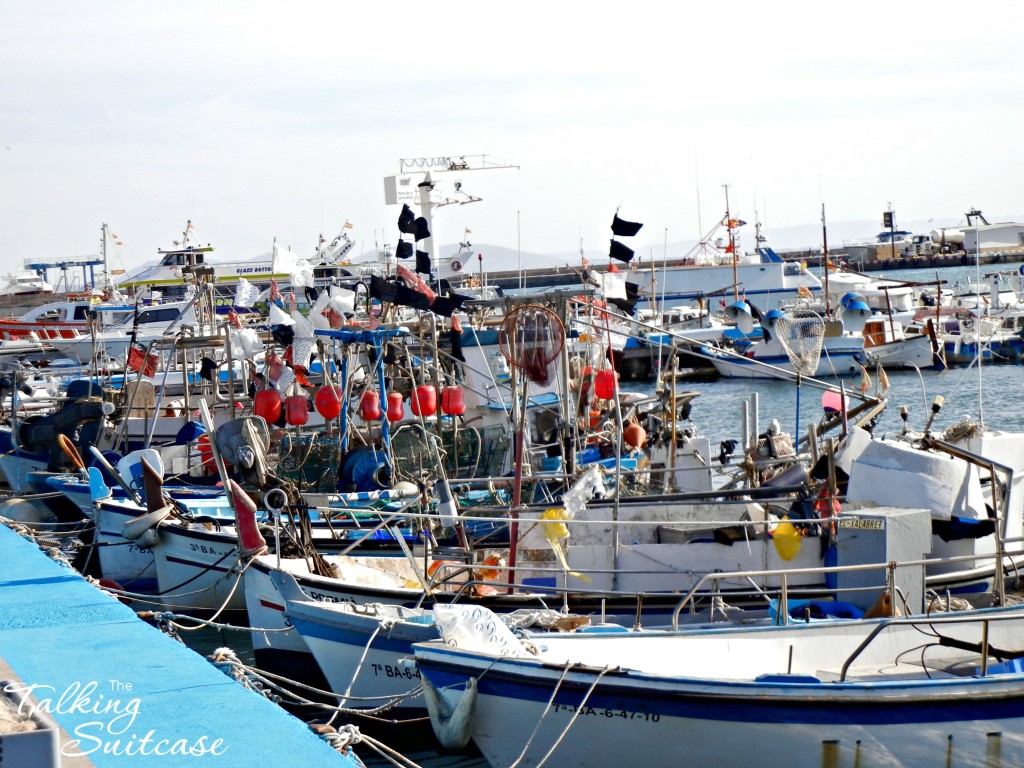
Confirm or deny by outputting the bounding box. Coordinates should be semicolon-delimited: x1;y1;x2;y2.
0;523;360;767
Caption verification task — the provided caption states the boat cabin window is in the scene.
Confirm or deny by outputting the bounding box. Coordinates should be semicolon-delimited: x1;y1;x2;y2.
72;306;90;321
784;263;802;276
159;252;202;267
118;307;182;326
137;307;181;324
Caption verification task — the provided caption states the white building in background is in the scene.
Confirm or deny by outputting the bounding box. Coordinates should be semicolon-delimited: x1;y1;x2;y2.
962;221;1024;252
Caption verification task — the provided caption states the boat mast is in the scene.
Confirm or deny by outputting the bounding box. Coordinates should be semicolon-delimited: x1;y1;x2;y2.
724;184;738;301
101;222;109;290
821;204;831;316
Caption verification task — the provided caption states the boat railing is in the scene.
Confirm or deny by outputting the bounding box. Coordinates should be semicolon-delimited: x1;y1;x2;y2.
414;545;1024;625
669;546;1024;630
837;608;1024;682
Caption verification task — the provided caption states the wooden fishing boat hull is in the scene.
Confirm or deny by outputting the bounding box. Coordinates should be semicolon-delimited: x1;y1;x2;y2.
284;597;433;712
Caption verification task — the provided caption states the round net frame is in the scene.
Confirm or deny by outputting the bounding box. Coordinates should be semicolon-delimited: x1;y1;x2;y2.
499;305;565;386
774;312;826;376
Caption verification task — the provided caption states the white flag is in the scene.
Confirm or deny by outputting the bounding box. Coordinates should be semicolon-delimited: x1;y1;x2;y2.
600;272;627;301
233;278;260;308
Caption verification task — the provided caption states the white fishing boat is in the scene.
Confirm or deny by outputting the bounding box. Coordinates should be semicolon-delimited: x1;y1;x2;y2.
276;570;597;715
700;309;867;379
0;298;133;357
625;231;821;313
47;299;196;363
860;316;938;370
413;603;1024;767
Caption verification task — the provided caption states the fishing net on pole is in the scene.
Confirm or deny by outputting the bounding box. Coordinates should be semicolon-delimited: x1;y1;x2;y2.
774;312;826;377
499;305;565;386
773;311;826;439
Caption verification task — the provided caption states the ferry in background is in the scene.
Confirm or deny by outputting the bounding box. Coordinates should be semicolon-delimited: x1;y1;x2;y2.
0;270;53;300
117;219;363;301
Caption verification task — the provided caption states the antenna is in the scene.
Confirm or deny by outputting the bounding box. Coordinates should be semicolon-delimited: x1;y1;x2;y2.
383;155;518;284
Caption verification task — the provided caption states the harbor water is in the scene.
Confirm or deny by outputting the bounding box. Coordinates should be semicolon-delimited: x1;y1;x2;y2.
672;260;1024;444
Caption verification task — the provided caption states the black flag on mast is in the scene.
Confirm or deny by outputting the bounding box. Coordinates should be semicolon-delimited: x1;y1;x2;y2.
398;205;417;235
396;240;414;259
611;213;644;237
413;217;431;242
609;239;635;263
415;250;431;275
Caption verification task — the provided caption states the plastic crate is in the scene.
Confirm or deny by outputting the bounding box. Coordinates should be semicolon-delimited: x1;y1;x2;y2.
0;680;61;768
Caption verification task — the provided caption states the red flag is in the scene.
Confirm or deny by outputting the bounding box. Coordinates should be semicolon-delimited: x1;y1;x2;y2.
397;264;436;301
608;264;620;273
127;345;158;377
451;314;463;333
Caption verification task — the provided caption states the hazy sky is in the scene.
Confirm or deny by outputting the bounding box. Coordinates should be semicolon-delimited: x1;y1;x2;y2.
3;1;1022;274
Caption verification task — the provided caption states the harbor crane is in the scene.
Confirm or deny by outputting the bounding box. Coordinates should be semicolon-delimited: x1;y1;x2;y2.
383;155;518;273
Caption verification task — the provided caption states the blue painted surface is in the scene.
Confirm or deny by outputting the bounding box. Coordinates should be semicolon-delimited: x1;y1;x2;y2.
0;524;361;767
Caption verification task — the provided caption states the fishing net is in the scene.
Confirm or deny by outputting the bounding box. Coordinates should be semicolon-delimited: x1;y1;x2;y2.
774;312;826;376
499;305;564;386
276;434;341;492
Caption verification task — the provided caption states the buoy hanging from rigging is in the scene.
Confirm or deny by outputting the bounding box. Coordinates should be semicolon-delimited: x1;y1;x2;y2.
441;385;466;416
314;385;343;419
254;389;283;422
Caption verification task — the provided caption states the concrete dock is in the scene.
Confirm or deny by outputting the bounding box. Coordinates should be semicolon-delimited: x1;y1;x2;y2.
0;522;363;767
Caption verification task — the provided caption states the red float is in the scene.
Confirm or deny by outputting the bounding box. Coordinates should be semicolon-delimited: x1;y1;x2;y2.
254;388;283;422
230;480;268;557
410;385;438;417
359;390;382;421
314;386;343;419
594;369;617;400
284;394;309;426
441;385;466;416
386;392;405;422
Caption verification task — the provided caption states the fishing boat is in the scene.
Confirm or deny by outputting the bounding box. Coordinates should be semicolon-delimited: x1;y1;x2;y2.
275;569;596;716
700;309;867;379
623;212;822;314
47;298;197;363
860;316;938;370
412;603;1024;767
